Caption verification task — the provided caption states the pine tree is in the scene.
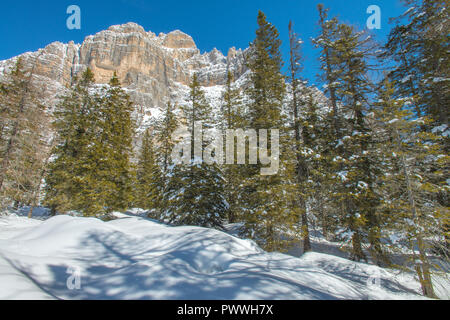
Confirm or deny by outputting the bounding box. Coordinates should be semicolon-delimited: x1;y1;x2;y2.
337;23;380;262
384;0;449;250
147;101;180;217
299;93;337;240
374;78;448;298
46;71;135;216
181;73;212;159
165;74;227;228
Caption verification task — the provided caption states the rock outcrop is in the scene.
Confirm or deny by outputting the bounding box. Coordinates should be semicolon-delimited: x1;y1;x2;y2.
0;22;327;139
0;22;248;130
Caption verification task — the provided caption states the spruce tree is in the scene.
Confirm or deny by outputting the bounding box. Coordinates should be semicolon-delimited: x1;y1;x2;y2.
314;6;385;262
165;74;227;228
44;68;103;215
149;101;180;216
384;1;449;249
300;93;337;240
241;11;298;251
97;73;135;212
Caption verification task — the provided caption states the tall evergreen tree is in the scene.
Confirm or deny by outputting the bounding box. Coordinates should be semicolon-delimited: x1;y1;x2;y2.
44;68;102;215
384;0;449;128
312;4;342;137
314;5;386;263
220;71;245;223
136;128;163;216
156;102;179;174
46;71;135;216
299;93;337;240
97;73;135;212
165;74;227;228
241;11;298;251
332;23;382;263
374;78;448;298
288;20;311;253
384;0;449;248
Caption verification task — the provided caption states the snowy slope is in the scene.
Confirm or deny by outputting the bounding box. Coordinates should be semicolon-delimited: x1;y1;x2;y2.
0;213;437;300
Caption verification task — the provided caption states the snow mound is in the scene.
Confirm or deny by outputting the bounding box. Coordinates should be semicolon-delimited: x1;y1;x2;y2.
0;215;433;300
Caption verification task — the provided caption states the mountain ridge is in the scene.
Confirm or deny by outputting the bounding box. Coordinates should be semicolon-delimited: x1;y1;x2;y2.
0;22;249;132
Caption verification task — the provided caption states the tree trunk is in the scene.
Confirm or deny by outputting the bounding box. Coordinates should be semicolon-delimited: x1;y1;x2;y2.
351;230;366;262
301;207;312;253
0;122;19;192
415;237;438;299
288;26;312;255
395;128;437;298
320;201;328;239
27;206;33;218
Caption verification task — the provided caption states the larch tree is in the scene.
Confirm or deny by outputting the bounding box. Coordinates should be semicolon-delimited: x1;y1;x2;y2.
288;20;311;253
374;78;448;298
0;58;50;211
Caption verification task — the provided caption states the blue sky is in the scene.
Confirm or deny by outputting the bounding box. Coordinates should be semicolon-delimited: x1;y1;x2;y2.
0;0;406;85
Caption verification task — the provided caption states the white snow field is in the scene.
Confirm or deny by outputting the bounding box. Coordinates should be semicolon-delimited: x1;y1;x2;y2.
0;211;445;300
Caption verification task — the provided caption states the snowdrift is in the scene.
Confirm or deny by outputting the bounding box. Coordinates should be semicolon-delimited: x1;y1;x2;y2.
0;214;434;299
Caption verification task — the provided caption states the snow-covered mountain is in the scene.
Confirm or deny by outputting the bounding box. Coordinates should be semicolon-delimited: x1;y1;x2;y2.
0;23;251;131
0;22;328;137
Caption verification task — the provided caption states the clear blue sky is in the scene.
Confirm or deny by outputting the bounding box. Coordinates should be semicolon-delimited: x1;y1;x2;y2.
0;0;406;85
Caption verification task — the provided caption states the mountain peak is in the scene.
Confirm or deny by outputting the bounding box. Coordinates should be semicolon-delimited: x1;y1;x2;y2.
0;21;249;128
107;22;147;35
161;30;197;49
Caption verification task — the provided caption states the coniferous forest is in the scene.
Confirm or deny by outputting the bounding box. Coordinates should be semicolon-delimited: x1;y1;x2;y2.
0;1;448;299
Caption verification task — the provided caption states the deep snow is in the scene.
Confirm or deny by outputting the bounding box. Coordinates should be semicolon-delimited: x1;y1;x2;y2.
0;211;446;300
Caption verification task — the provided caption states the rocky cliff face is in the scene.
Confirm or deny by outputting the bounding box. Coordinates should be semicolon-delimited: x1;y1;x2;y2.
0;22;248;131
0;22;328;138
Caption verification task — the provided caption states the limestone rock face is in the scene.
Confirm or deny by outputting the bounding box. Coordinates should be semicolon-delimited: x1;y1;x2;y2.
0;22;248;131
162;30;197;49
0;22;327;138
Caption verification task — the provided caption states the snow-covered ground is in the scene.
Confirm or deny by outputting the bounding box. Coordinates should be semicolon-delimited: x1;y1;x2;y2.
0;210;447;300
